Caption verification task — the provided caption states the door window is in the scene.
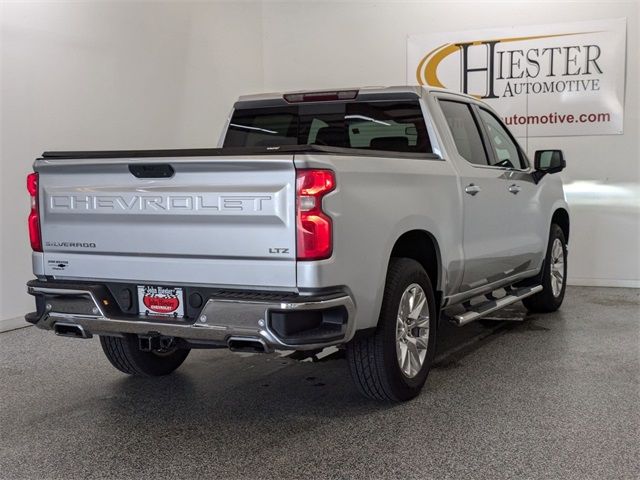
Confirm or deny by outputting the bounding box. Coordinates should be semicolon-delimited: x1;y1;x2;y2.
439;100;488;166
478;108;525;169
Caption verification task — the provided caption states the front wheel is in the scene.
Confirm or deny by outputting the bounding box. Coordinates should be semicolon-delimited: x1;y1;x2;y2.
347;258;437;402
522;224;568;313
99;334;190;376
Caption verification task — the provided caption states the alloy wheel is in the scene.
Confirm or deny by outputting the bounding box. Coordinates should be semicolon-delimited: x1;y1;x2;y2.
550;238;565;297
395;283;430;378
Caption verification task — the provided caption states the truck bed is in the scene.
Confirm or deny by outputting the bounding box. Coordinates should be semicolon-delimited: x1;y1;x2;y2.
34;143;436;294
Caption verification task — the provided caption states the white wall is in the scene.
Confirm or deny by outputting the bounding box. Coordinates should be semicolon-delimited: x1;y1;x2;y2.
0;1;264;322
1;0;638;324
261;0;640;287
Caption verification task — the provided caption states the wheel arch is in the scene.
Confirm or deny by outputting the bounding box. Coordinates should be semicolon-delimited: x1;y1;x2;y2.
551;208;570;242
389;229;442;294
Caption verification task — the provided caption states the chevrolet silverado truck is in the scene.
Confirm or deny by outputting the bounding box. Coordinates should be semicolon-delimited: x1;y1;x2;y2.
25;86;569;401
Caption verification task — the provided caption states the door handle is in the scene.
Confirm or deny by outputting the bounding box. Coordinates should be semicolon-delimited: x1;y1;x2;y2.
508;184;521;194
465;184;481;196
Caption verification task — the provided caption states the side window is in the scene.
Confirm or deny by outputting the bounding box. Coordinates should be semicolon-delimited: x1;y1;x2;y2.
439;100;488;166
478;108;524;169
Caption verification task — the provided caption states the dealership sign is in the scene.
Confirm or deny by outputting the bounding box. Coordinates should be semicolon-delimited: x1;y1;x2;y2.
407;19;626;137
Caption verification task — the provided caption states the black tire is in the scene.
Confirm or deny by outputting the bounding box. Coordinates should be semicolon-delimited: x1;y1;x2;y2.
522;224;567;313
346;258;437;402
99;334;190;376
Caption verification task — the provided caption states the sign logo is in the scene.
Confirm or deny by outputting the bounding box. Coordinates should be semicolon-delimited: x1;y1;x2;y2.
416;33;603;99
408;19;626;136
46;259;69;272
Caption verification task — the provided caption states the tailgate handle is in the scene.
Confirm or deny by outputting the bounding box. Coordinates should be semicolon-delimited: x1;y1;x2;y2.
128;164;174;179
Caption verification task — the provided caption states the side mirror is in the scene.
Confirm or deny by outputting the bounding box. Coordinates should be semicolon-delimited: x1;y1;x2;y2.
534;150;566;174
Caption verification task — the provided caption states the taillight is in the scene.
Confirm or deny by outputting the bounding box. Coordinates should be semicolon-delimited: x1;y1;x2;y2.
296;169;335;260
27;172;42;252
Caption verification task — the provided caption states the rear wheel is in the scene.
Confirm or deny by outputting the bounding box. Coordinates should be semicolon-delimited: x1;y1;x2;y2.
99;334;190;376
347;258;437;402
522;224;567;313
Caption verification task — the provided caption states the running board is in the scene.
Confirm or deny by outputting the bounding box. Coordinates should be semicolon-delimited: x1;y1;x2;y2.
451;285;543;326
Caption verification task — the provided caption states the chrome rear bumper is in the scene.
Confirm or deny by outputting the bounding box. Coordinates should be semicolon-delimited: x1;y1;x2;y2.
26;281;356;352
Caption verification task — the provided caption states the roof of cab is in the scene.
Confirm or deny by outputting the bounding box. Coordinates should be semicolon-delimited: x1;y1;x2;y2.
237;85;421;102
234;85;482;109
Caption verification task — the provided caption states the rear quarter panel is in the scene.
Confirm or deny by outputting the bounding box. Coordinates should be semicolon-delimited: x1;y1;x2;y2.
295;153;462;331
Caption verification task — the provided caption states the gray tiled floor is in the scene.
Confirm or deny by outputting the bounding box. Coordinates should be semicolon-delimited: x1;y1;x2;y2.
1;286;639;479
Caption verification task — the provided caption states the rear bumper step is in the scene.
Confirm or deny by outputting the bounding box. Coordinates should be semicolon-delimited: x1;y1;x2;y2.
26;280;356;352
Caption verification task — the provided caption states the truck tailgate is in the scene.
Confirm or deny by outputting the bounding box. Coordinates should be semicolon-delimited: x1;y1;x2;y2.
35;155;297;289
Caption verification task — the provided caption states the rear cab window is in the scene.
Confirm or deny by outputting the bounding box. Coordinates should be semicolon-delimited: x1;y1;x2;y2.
223;100;432;154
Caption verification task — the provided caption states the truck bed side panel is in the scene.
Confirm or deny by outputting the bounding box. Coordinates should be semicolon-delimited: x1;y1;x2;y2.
294;153;463;330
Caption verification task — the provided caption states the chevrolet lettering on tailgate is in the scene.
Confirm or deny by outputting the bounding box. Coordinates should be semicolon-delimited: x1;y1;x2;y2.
48;194;274;212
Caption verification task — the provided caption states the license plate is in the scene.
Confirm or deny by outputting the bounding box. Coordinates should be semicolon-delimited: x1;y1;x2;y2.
137;285;185;318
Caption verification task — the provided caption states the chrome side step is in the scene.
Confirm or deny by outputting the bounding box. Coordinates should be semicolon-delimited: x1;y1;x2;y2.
451;285;543;326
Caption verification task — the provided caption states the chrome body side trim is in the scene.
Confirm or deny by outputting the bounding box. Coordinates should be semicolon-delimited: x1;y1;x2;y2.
443;267;540;307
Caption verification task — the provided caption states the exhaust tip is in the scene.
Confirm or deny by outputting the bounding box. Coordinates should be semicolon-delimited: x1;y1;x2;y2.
227;337;269;353
54;322;92;339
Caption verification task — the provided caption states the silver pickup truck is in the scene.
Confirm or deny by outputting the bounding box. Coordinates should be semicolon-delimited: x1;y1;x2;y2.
26;86;569;401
